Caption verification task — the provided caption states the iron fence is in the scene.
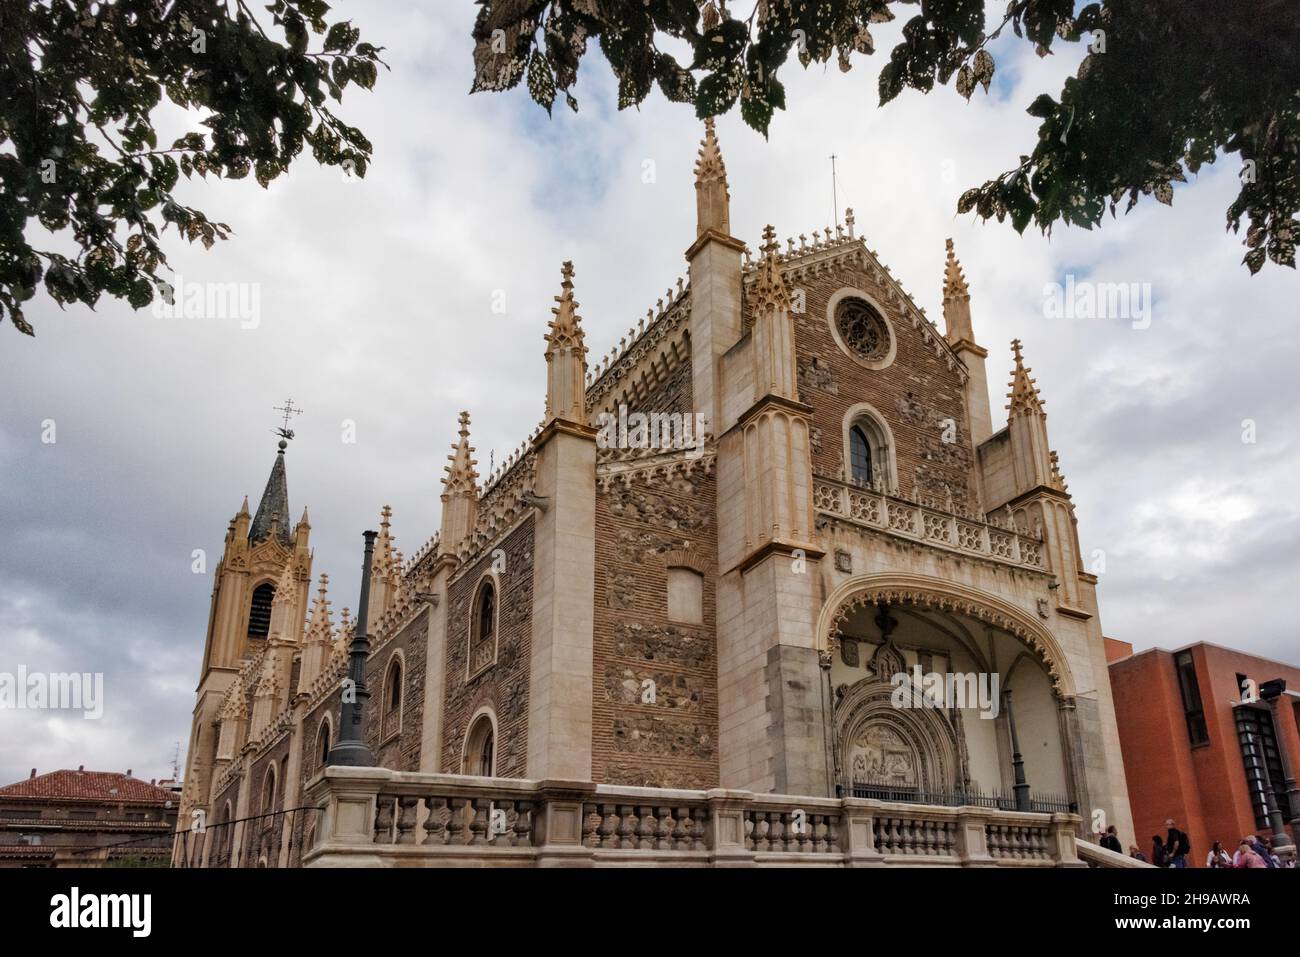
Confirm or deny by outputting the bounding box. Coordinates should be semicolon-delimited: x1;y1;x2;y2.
840;777;1075;814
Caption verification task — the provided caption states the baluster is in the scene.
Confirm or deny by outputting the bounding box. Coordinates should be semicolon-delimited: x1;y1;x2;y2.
373;796;394;845
655;807;673;850
672;807;689;850
769;811;787;852
800;816;821;852
423;797;448;845
752;812;769;852
446;799;466;845
513;800;534;847
468;798;489;845
598;804;619;849
691;807;708;850
617;805;637;849
395;796;418;844
635;806;656;849
825;815;840;854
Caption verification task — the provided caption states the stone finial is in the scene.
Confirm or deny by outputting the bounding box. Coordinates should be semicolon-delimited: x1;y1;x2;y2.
846;208;856;238
544;261;588;425
694;118;731;236
941;238;975;344
751;224;792;316
545;260;587;356
943;238;970;302
443;411;479;497
306;574;334;642
1006;339;1046;418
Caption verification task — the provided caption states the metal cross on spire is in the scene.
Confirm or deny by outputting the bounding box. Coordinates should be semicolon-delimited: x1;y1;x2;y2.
272;397;304;441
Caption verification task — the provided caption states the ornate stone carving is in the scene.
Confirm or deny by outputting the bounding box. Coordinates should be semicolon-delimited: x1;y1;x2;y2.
798;355;839;395
834;297;891;361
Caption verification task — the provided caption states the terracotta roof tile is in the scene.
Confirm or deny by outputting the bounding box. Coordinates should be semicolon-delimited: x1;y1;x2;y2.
0;770;177;805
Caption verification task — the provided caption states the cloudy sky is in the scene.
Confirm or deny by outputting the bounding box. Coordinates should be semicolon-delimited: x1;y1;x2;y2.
1;4;1296;787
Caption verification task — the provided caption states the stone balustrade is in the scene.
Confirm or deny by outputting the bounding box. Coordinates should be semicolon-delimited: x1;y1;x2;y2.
813;475;1046;573
302;767;1089;868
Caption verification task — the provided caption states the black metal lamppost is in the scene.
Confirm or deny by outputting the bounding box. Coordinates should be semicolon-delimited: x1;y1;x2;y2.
326;530;378;767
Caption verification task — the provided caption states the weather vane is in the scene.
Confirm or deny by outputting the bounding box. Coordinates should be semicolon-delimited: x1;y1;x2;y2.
272;398;303;442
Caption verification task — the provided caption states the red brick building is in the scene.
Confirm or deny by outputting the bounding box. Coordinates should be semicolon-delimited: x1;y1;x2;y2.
0;768;180;867
1107;638;1300;863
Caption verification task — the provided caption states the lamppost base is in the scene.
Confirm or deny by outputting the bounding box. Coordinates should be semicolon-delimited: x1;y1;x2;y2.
325;742;377;768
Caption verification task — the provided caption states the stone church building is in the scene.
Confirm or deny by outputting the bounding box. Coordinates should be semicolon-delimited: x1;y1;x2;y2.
175;122;1135;868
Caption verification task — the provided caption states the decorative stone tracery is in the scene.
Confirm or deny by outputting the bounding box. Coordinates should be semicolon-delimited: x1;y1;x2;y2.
819;576;1073;697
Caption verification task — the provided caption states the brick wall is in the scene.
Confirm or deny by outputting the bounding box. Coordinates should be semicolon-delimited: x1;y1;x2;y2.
593;457;719;788
440;517;534;776
364;610;429;772
780;261;978;512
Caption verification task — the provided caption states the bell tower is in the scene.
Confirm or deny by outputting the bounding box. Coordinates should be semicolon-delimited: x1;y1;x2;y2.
180;404;313;847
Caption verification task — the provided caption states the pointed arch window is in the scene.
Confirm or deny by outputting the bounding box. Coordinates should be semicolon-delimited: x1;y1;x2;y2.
463;712;496;777
382;656;403;739
850;425;873;486
842;405;897;493
317;716;332;769
248;582;275;639
468;578;498;678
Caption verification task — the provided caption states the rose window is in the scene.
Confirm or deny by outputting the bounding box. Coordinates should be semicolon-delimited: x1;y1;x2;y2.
834;298;891;362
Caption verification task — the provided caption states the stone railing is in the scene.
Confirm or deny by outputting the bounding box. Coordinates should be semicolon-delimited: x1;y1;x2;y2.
1076;839;1154;868
302;768;1084;868
813;475;1046;573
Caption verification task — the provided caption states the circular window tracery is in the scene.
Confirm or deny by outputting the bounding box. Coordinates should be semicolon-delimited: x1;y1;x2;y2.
835;298;892;362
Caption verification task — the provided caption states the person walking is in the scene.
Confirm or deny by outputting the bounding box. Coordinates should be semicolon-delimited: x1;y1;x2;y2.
1100;825;1122;854
1206;841;1232;868
1152;835;1169;868
1165;818;1191;868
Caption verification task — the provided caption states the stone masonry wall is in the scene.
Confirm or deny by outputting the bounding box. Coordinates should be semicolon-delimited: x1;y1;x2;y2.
780;259;979;514
440;517;534;777
593;464;720;790
364;610;429;773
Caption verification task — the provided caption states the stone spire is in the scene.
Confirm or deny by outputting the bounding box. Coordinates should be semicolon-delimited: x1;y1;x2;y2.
694;117;731;237
440;411;480;554
250;440;292;545
750;225;798;400
298;573;334;692
942;238;975;345
233;495;251;540
751;225;793;314
1005;339;1053;494
368;505;397;633
266;560;299;642
1006;339;1045;419
544;261;589;425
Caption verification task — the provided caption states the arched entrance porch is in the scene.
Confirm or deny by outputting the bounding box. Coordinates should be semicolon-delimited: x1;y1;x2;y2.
818;575;1083;815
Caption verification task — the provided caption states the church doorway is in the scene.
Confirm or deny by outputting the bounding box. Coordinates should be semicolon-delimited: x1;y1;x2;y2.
463;712;496;777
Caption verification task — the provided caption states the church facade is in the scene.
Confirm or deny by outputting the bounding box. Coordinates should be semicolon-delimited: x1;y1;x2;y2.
175;122;1134;868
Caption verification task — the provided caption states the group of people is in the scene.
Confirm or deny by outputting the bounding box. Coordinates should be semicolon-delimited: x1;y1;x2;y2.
1099;817;1295;868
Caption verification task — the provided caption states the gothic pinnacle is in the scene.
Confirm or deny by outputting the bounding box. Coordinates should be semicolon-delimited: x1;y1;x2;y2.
1006;339;1046;417
943;238;970;302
